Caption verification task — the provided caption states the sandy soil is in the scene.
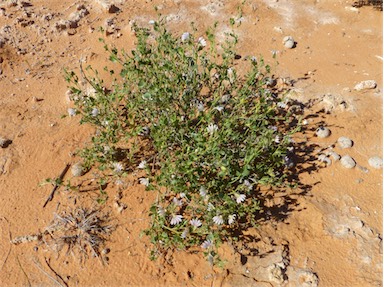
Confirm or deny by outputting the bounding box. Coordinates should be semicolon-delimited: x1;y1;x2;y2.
0;0;382;286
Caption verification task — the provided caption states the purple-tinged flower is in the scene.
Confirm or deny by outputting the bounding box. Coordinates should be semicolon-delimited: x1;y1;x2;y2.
139;177;149;186
207;124;218;135
189;218;202;228
243;180;253;190
181;228;189;239
91;108;99;117
201;239;213;249
112;162;124;173
170;214;183;225
198;37;207;47
213;215;224;225
228;214;236;225
138;160;147;169
173;197;183;207
181;32;190;42
235;193;246;204
157;207;166;217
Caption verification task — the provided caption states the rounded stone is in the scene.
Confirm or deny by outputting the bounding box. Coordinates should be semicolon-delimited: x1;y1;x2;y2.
327;151;341;161
354;80;377;91
368;156;382;169
337;136;353;149
71;162;84;177
316;126;331;138
283;36;295;49
0;136;11;148
340;155;356;169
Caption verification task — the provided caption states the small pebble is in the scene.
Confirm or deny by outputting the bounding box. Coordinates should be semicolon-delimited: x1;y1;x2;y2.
71;162;84;177
318;154;331;166
354;80;377;91
340;155;356;169
102;248;110;254
282;36;295;49
0;137;12;148
328;151;341;161
316;126;331;138
368;156;382;169
337;136;353;148
357;165;369;173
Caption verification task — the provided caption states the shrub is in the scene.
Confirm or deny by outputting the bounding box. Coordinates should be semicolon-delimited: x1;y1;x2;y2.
64;18;300;263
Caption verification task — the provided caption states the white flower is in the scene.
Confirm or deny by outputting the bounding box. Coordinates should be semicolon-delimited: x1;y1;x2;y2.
269;126;278;132
157;207;166;217
243;180;253;190
91;108;99;117
227;68;234;83
274;135;280;143
198;36;207;47
67;108;76;117
207;123;218;135
277;102;287;109
138;160;147;169
220;94;231;103
207;203;215;211
139;177;150;186
189;218;202;228
170;214;183;225
199;186;207;197
213;215;224;225
228;214;236;225
173;197;183;207
112;162;124;173
148;20;155;25
214;106;224;112
235;193;246;204
181;228;189;239
250;56;257;63
115;179;124;186
197;102;204;112
181;32;190;42
201;239;212;249
179;193;186;198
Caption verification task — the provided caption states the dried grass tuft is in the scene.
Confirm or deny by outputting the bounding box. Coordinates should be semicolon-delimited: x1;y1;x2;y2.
43;207;115;263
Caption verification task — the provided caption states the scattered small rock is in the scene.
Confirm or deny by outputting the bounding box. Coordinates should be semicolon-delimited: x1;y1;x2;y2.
327;151;341;161
0;137;12;148
94;0;120;13
287;267;319;287
368;156;382;169
337;136;353;148
354;80;377;91
318;154;331;166
283;36;295;49
71;162;84;177
357;165;369;173
315;126;331;138
340;155;356;169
